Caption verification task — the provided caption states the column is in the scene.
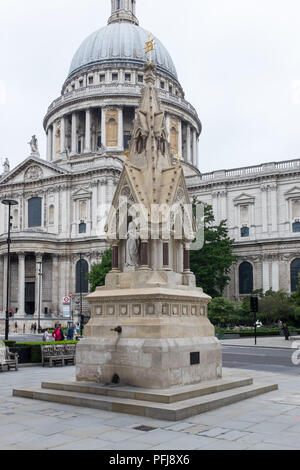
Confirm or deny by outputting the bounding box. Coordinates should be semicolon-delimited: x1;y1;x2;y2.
71;112;78;155
263;259;270;293
270;185;278;232
183;244;191;272
52;255;59;315
118;108;123;150
178;121;182;158
272;260;279;291
60;116;66;154
52;121;57;160
140;241;150;269
47;126;53;162
35;253;43;316
112;245;119;271
192;129;197;166
186;125;191;163
84;109;91;153
17;253;25;317
177;241;184;273
2;255;7;314
92;181;98;235
196;137;200;169
261;186;268;233
101;108;106;147
163;242;169;269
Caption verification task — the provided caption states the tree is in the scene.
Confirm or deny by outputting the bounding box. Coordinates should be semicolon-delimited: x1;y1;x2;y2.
190;202;237;297
86;250;112;293
292;272;300;306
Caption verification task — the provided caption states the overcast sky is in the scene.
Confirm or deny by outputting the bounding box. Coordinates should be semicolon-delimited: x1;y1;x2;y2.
1;0;300;173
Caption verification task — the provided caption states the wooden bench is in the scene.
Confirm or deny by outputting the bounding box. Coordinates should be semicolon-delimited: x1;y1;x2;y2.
0;346;18;372
41;344;76;367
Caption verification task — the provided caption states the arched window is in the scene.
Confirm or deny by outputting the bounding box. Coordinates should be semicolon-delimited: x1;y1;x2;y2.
28;197;42;228
239;261;253;295
76;259;89;293
292;222;300;233
241;227;250;238
291;259;300;292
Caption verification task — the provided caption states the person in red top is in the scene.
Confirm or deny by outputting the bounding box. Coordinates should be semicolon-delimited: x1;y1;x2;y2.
52;325;62;342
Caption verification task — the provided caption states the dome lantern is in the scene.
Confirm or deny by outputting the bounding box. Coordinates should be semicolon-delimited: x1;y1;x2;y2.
108;0;139;26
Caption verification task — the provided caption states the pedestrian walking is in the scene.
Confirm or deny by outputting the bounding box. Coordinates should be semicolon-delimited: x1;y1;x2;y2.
52;324;64;342
14;321;18;333
42;329;52;342
282;323;290;341
67;324;76;341
33;322;37;334
23;324;26;334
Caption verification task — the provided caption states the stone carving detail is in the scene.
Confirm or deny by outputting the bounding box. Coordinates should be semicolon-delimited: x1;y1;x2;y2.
126;220;140;268
28;135;39;155
25;165;43;181
3;158;10;174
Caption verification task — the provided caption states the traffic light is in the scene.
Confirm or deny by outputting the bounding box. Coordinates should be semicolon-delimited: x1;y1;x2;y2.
250;296;259;313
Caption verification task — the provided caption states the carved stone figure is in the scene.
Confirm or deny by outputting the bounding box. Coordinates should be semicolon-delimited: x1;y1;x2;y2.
126;220;140;267
3;158;10;173
24;165;43;181
28;135;39;154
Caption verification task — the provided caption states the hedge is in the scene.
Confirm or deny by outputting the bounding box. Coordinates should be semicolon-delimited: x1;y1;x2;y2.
215;327;300;338
16;341;78;363
0;340;16;347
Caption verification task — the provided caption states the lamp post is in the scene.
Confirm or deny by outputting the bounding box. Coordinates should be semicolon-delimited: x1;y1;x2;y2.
2;199;18;341
79;253;83;337
37;260;43;334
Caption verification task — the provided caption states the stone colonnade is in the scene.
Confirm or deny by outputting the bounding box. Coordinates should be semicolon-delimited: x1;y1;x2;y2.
47;107;199;167
0;252;93;319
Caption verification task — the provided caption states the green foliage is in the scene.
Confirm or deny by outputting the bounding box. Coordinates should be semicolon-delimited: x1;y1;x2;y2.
256;289;297;325
87;250;112;293
190;202;237;297
292;272;300;306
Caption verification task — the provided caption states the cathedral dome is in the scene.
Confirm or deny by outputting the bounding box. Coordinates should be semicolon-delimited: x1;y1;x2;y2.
68;22;178;82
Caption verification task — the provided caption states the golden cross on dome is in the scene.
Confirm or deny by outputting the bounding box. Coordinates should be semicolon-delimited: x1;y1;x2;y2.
145;33;155;64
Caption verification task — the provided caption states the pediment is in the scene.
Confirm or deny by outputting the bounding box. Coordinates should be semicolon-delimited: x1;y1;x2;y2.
72;186;92;199
233;193;255;205
284;186;300;199
0;156;69;185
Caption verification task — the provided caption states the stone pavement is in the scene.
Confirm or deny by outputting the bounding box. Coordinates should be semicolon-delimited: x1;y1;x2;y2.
0;366;300;450
221;336;300;349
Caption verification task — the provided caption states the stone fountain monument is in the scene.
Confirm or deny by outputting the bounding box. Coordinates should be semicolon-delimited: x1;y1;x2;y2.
76;63;222;389
13;64;278;420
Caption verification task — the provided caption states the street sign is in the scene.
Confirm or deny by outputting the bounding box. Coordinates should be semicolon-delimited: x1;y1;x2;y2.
63;296;71;305
63;304;71;318
69;293;73;298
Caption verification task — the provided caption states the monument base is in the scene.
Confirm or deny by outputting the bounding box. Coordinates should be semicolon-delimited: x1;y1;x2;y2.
13;376;278;421
76;336;222;389
76;273;222;389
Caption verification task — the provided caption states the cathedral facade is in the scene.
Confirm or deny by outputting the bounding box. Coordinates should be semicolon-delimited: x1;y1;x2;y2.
0;0;299;329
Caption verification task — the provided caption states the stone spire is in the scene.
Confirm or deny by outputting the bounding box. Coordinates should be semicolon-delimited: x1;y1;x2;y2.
108;0;139;26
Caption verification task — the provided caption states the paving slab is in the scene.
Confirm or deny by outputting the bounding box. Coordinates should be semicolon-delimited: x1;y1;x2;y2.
0;365;299;450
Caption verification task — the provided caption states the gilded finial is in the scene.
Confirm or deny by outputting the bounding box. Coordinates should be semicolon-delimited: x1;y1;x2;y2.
145;33;155;64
